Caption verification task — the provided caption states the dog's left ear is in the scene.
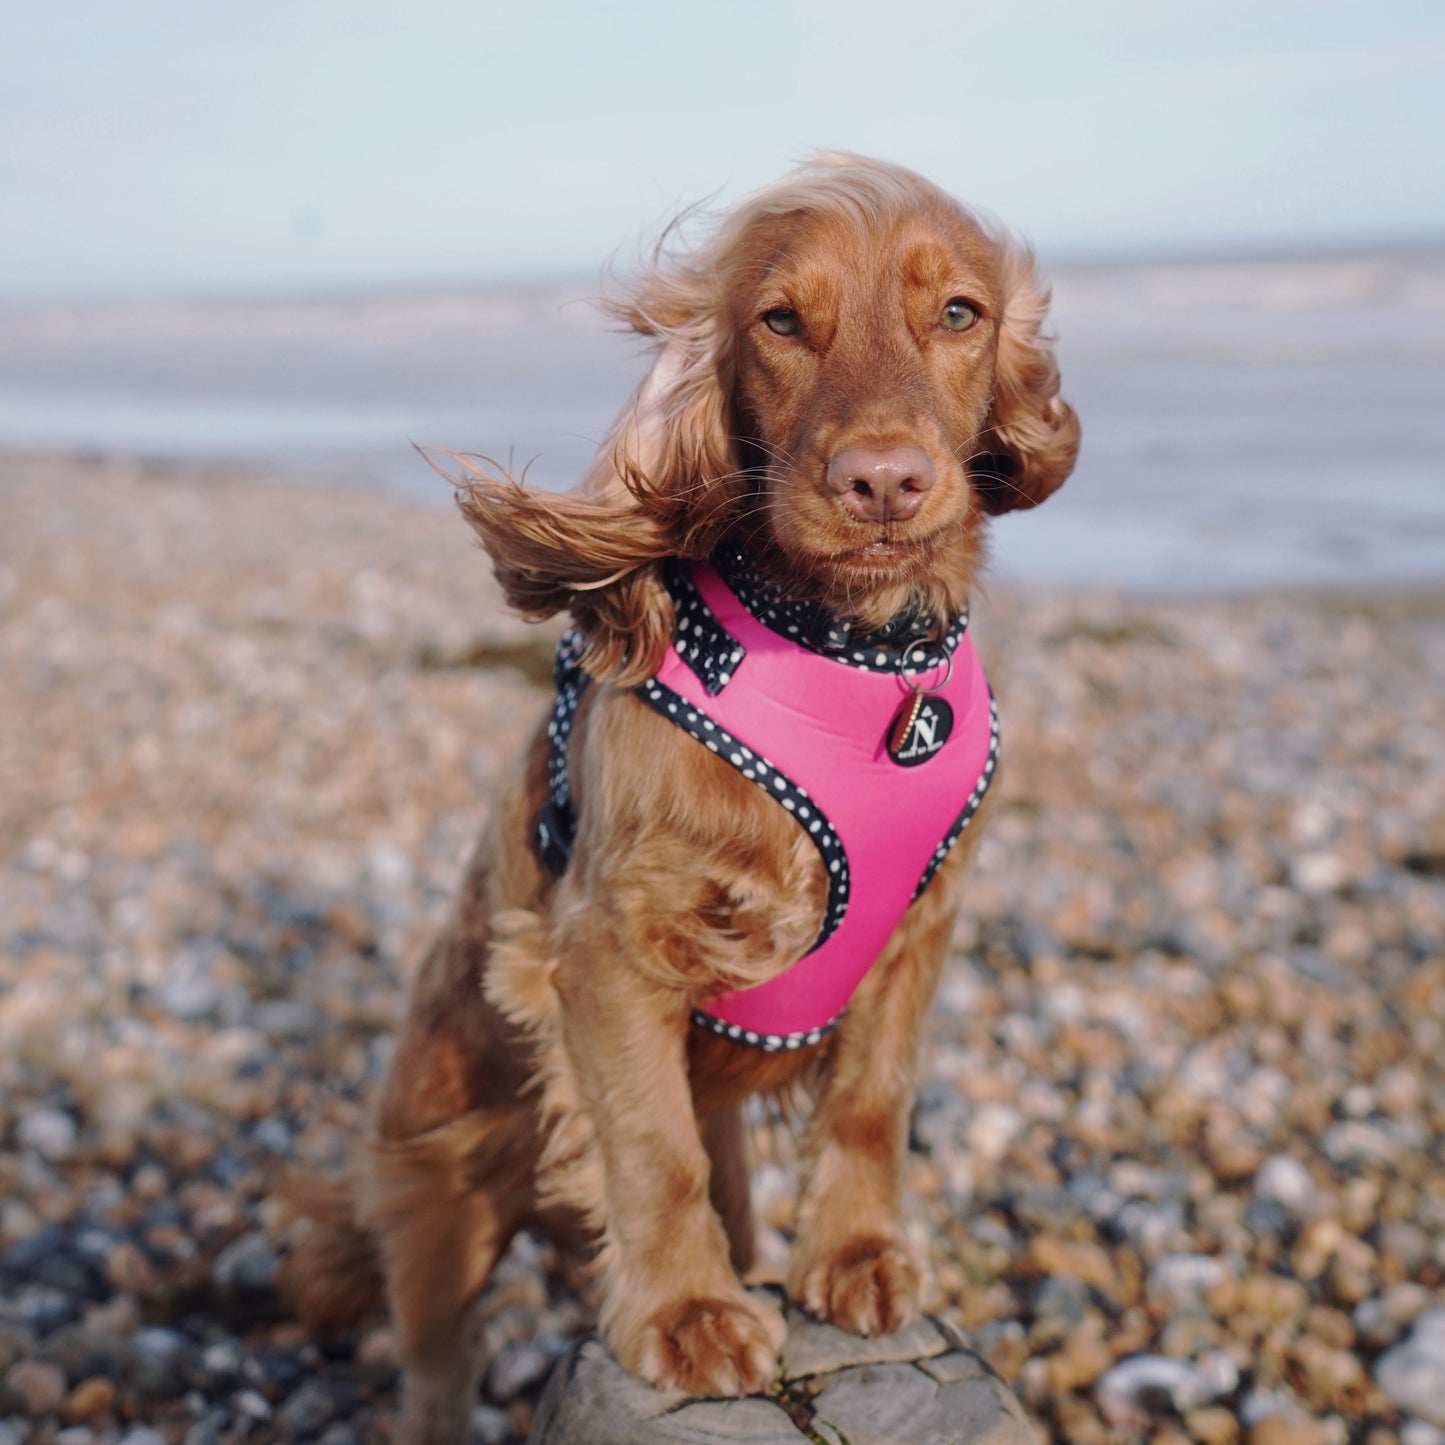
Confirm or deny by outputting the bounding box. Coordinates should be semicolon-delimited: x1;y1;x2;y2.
972;242;1080;514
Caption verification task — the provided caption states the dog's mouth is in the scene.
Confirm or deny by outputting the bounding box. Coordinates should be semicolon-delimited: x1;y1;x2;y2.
841;530;937;570
858;537;913;560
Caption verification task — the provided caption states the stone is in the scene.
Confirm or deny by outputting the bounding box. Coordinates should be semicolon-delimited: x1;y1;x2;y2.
128;1327;190;1399
1095;1355;1225;1424
210;1233;280;1295
280;1381;344;1436
17;1110;78;1162
526;1298;1033;1444
1253;1156;1315;1215
4;1359;66;1416
1248;1416;1331;1445
61;1377;116;1423
1375;1308;1445;1426
1186;1406;1240;1444
487;1340;554;1403
1148;1253;1228;1306
471;1404;516;1445
1401;1424;1445;1445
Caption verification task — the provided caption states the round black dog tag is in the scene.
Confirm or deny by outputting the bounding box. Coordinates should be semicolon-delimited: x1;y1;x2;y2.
887;695;953;766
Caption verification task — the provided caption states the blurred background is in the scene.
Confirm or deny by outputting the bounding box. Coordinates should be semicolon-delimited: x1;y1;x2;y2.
2;5;1444;1444
3;0;1443;588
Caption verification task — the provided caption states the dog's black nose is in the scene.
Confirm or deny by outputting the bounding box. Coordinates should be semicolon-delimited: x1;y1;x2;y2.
826;446;935;523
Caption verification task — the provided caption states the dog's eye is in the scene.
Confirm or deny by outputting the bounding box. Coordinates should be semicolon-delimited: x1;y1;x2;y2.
941;299;978;332
762;308;802;336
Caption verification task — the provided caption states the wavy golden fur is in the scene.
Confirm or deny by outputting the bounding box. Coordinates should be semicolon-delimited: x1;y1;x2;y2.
286;155;1077;1443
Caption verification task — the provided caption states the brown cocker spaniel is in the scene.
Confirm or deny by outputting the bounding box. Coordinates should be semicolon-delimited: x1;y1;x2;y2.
289;154;1079;1443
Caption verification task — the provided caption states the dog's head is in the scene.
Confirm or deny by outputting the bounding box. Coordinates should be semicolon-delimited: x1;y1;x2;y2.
458;155;1078;678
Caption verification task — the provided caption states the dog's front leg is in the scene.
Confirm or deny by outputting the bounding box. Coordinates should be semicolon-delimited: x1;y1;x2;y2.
786;868;961;1337
554;922;785;1395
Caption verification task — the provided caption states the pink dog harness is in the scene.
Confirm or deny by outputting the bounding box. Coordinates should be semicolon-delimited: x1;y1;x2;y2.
538;548;998;1051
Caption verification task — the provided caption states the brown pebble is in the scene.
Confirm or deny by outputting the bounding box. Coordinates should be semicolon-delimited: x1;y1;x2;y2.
1291;1334;1366;1409
1045;1323;1113;1394
1055;1398;1109;1445
1026;1237;1117;1296
104;1239;156;1295
1249;1416;1329;1445
1206;1129;1264;1182
1304;1304;1354;1350
4;1359;66;1416
1238;1273;1309;1323
62;1376;117;1423
1186;1406;1240;1444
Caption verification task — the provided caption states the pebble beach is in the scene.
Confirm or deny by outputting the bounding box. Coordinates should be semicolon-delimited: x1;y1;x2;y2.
1;451;1442;1444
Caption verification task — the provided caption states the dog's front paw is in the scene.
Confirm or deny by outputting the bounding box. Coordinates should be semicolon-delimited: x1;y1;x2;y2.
614;1290;785;1397
790;1232;924;1337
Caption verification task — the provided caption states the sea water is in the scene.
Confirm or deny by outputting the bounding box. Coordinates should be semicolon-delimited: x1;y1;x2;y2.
1;249;1442;593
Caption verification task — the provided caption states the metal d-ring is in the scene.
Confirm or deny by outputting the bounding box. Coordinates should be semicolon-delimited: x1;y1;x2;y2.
901;640;953;695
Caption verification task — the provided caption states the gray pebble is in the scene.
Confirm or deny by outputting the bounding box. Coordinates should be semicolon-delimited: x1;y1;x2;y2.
117;1430;169;1445
158;948;224;1021
1032;1275;1089;1328
1066;1171;1124;1225
1253;1155;1314;1213
233;1388;273;1420
1355;1284;1435;1350
0;1422;24;1445
14;1285;79;1337
211;1234;280;1295
130;1325;190;1398
1244;1195;1292;1240
486;1339;552;1403
193;1339;246;1394
181;1410;229;1445
1401;1424;1445;1445
281;1380;342;1436
1147;1254;1228;1306
471;1404;514;1444
39;1325;135;1385
1321;1121;1401;1166
1376;1308;1445;1427
1096;1353;1228;1420
250;1117;293;1156
16;1110;78;1162
1111;1199;1183;1251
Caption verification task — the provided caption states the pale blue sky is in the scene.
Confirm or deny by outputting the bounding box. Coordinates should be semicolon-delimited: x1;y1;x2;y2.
3;0;1442;299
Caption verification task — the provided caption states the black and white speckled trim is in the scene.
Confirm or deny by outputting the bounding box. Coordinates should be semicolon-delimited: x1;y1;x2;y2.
710;545;967;674
910;694;1000;901
638;675;850;949
664;560;745;696
689;1006;840;1052
536;630;589;875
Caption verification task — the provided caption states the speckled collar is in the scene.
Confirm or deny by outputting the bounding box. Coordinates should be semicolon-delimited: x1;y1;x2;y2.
707;543;968;675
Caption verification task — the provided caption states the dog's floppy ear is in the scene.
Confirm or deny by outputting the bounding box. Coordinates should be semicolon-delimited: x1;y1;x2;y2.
971;241;1080;514
453;282;742;688
590;278;742;544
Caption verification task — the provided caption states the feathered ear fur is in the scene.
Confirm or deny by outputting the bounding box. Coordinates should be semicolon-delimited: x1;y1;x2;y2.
971;241;1080;514
453;276;742;688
